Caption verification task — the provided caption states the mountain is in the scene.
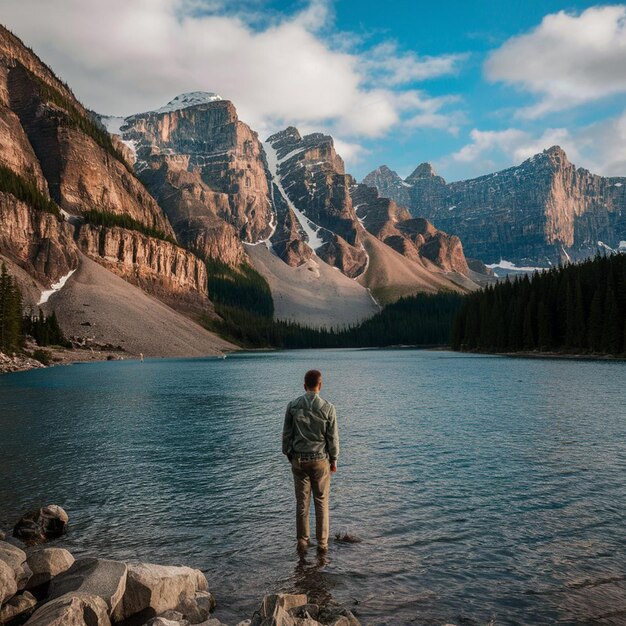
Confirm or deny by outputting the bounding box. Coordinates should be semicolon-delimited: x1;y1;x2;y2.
0;24;478;351
0;26;231;355
364;147;626;268
107;107;477;315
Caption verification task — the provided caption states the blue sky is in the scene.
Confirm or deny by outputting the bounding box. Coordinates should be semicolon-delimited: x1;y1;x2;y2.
2;0;626;181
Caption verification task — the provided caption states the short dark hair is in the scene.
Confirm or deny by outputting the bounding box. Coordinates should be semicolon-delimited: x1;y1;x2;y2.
304;369;322;389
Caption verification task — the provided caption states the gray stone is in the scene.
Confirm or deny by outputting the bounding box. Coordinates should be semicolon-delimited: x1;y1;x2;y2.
0;542;27;574
0;560;17;605
0;590;37;624
0;541;29;595
148;618;189;626
111;563;209;625
23;593;111;626
251;594;308;626
289;604;319;620
16;563;32;591
26;548;75;593
47;558;127;614
13;506;68;545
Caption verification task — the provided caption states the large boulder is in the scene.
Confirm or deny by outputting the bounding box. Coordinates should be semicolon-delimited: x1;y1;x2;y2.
0;561;17;606
0;590;37;624
0;542;30;593
111;563;209;625
26;548;75;597
47;558;127;614
13;506;68;545
23;593;111;626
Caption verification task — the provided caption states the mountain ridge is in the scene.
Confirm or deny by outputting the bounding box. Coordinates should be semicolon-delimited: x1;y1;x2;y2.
364;146;626;267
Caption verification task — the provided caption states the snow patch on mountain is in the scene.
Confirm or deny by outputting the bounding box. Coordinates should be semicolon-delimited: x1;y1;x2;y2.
38;269;76;305
152;92;222;114
264;141;325;251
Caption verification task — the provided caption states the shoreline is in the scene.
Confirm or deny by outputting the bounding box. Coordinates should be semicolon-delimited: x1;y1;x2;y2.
0;345;240;375
0;506;361;626
455;349;626;362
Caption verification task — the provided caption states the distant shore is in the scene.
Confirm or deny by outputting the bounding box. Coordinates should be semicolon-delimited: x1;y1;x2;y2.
450;348;626;362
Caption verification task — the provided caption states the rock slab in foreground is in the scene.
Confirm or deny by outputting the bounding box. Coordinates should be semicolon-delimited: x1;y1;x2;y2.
111;562;209;625
24;593;111;626
13;506;68;545
0;590;37;624
0;541;29;601
47;558;127;613
26;548;75;596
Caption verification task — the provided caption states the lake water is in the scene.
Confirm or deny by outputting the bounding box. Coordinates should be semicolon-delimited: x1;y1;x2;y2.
1;350;626;625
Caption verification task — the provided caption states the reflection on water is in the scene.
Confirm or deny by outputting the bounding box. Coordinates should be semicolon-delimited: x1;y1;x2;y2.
1;350;626;625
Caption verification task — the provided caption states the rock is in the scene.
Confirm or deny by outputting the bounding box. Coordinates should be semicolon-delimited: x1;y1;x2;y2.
47;558;127;614
17;563;33;591
193;591;216;615
148;619;188;626
111;563;209;625
23;593;111;626
0;561;17;605
13;506;68;545
0;541;30;592
0;542;27;573
0;590;37;624
174;591;216;624
289;604;319;620
250;594;308;626
26;548;75;596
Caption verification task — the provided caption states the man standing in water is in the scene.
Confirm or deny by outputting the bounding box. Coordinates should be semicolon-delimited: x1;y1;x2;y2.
283;369;339;553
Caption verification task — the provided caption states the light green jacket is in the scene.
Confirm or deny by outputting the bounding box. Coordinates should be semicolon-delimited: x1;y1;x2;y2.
282;391;339;461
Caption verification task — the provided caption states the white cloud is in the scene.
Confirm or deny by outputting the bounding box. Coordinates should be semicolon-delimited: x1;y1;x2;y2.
0;0;465;141
448;113;626;178
451;127;581;173
361;42;466;87
485;5;626;118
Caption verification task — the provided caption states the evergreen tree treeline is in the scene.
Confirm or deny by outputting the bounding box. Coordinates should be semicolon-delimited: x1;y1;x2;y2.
0;263;23;353
452;254;626;355
204;292;463;349
0;264;69;355
0;165;61;217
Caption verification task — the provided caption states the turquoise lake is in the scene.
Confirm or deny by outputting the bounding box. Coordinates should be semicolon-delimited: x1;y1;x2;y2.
1;349;626;625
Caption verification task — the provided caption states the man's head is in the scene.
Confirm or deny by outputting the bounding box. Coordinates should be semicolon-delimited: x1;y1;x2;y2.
304;369;322;392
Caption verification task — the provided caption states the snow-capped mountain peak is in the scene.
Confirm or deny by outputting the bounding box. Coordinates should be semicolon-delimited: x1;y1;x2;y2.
153;92;222;114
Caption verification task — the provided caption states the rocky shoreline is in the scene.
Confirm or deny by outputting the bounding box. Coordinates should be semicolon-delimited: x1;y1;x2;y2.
0;506;360;626
0;348;130;375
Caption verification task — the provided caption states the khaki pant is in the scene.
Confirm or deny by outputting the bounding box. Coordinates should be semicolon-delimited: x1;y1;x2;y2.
291;457;331;549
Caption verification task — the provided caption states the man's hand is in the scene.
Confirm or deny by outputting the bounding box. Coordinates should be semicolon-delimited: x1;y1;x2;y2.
330;460;337;473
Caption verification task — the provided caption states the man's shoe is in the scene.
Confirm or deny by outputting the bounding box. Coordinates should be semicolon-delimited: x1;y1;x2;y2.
317;543;328;553
297;539;309;553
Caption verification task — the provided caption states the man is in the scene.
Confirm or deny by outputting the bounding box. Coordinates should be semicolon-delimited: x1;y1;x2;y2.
282;369;339;553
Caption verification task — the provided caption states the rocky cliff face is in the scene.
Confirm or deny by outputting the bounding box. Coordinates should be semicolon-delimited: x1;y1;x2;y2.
364;147;626;266
0;26;213;319
0;192;78;286
76;224;209;313
106;94;274;265
351;183;470;275
265;128;367;277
